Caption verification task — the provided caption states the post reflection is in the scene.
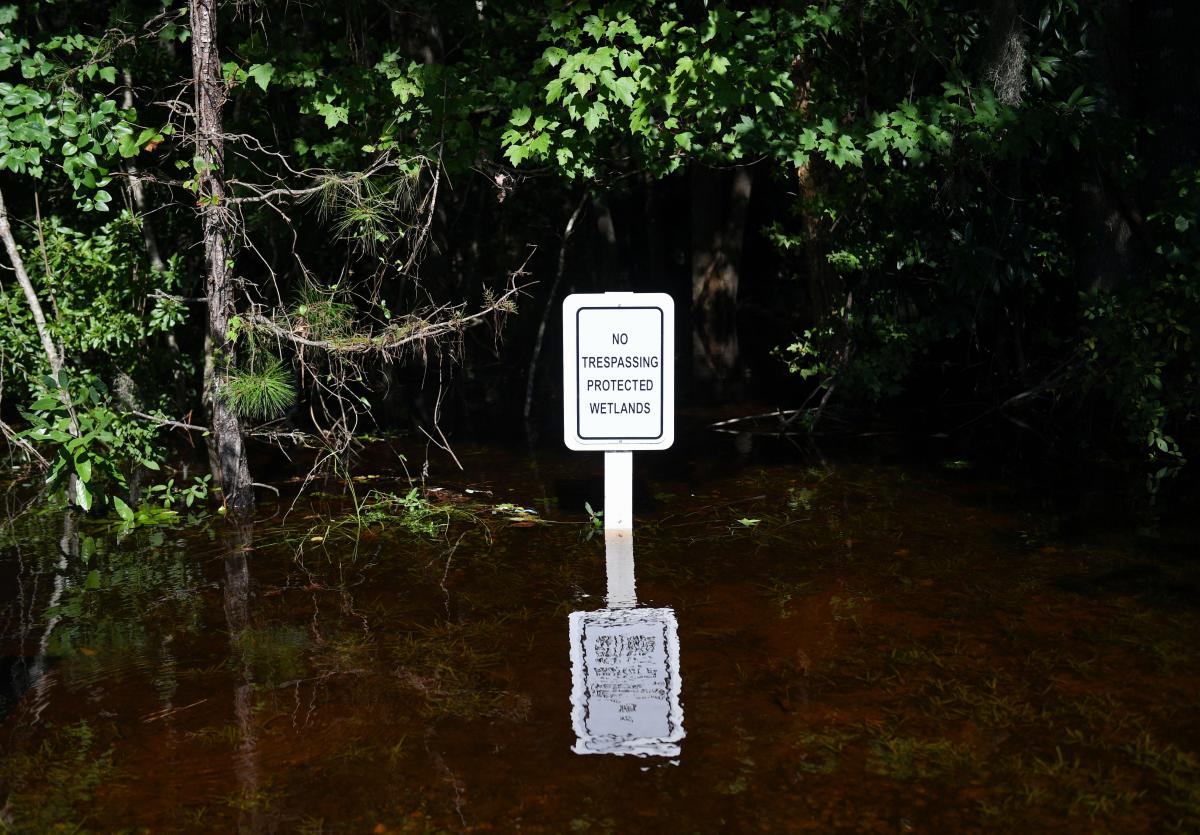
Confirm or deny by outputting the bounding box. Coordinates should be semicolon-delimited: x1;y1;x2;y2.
568;532;683;757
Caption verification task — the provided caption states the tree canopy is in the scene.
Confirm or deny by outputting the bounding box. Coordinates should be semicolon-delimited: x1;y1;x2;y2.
1;0;1196;512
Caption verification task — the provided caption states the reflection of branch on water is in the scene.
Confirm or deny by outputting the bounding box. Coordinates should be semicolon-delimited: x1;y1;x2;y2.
424;728;468;828
281;670;368;729
25;511;78;725
428;531;469;616
141;697;208;724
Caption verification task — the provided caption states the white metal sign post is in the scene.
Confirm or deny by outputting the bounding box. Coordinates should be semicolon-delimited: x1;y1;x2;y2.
563;292;675;535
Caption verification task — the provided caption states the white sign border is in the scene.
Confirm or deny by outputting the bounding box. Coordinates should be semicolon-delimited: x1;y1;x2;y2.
562;292;675;451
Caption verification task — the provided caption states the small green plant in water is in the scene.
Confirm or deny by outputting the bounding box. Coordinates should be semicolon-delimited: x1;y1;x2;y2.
353;487;449;538
491;503;545;524
583;502;603;539
788;487;816;511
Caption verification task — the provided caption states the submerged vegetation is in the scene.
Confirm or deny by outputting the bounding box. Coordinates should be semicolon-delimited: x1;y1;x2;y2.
0;721;116;832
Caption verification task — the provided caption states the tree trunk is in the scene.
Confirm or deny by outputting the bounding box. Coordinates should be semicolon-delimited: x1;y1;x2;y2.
0;189;65;379
794;162;839;324
592;193;626;289
0;187;82;506
122;70;190;412
1072;0;1142;293
190;0;253;512
690;166;752;401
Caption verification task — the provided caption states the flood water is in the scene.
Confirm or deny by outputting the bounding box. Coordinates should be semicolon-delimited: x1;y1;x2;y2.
2;424;1199;832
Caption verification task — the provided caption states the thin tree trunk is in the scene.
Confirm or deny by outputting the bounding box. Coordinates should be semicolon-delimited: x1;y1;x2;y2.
523;192;587;435
0;187;82;506
190;0;253;512
690;166;752;401
122;69;190;411
795;162;839;323
593;193;624;288
0;189;65;381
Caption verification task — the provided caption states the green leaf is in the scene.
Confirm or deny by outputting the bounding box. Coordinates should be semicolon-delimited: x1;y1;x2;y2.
610;76;637;107
314;101;348;128
509;106;532;127
503;143;528;166
75;458;92;483
112;495;134;522
74;479;92;511
572;72;594;96
247;63;275;91
583;102;605;132
84;569;101;590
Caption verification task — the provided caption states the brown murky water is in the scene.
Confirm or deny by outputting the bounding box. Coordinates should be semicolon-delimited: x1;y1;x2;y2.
2;428;1198;833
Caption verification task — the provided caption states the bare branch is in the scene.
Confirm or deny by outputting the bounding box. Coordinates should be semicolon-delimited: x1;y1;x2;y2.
225;183;327;205
129;410;209;433
0;419;49;469
243;279;527;356
396;158;441;277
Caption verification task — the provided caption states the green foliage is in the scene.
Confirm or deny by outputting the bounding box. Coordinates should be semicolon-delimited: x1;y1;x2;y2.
0;5;153;210
314;170;421;256
780;299;930;404
221;359;297;422
290;280;356;341
18;372;165;512
583;501;603;539
1081;168;1200;469
103;475;211;529
499;4;809;177
0;210;187;401
143;474;212;512
492;4;1032;180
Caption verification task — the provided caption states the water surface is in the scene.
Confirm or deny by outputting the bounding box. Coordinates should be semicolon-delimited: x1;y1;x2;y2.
2;431;1198;832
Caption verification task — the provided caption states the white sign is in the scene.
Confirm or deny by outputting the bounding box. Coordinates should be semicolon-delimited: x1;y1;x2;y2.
562;293;675;451
568;607;684;757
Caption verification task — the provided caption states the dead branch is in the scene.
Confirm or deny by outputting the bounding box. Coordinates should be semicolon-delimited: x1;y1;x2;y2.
243;279;526;356
0;419;49;468
129;410;208;433
395;159;441;277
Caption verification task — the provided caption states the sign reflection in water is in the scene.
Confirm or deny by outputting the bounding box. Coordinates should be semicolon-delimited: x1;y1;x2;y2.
568;532;683;757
